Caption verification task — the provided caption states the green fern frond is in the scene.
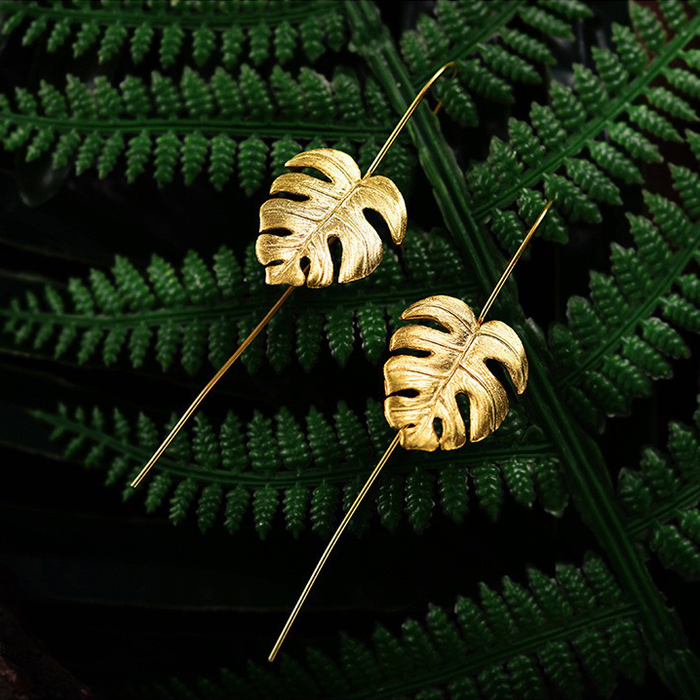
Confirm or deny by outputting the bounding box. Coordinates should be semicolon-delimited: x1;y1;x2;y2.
344;3;700;693
552;153;700;430
1;230;471;374
122;555;643;699
0;66;416;192
400;0;588;128
0;0;347;68
461;2;700;250
621;395;700;580
2;1;700;696
32;398;564;538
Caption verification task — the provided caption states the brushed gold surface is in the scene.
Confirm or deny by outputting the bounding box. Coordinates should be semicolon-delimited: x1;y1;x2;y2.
256;148;407;288
384;294;528;450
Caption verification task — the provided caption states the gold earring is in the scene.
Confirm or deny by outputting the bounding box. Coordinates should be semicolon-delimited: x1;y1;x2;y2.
130;61;457;490
268;201;553;662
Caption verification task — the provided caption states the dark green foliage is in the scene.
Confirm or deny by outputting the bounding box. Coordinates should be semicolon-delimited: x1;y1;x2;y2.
32;400;560;538
405;468;434;533
550;154;700;429
466;3;700;253
127;555;642;699
341;2;700;696
620;396;700;580
0;65;405;191
2;231;475;374
0;1;347;68
4;0;700;696
401;0;585;119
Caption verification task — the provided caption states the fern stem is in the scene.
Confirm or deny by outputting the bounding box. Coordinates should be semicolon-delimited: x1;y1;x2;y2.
627;483;700;539
1;113;388;141
346;2;700;695
473;13;700;218
0;279;475;332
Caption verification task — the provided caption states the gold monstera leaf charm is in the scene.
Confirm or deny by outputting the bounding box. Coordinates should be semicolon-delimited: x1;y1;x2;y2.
384;295;528;451
255;148;407;288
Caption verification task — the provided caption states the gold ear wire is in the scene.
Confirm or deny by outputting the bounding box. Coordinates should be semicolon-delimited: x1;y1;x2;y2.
130;62;458;490
267;201;553;662
431;61;457;117
478;200;553;324
364;61;456;178
130;285;295;488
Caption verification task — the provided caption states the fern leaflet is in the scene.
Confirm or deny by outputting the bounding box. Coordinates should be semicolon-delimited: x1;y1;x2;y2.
1;230;471;373
120;556;643;700
0;0;348;68
33;398;565;538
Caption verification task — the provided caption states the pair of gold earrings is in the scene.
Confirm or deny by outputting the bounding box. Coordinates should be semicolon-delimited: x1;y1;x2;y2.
129;62;552;661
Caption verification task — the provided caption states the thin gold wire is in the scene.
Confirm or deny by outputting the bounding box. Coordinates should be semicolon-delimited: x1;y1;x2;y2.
478;200;554;324
268;431;402;663
131;62;458;490
363;61;456;179
267;200;553;661
130;284;297;488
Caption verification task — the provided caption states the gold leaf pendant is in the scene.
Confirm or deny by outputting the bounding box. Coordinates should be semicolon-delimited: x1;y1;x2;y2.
384;294;528;450
256;148;407;288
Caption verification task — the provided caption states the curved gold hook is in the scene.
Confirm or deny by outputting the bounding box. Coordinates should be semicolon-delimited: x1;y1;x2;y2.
363;61;458;179
478;200;554;324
